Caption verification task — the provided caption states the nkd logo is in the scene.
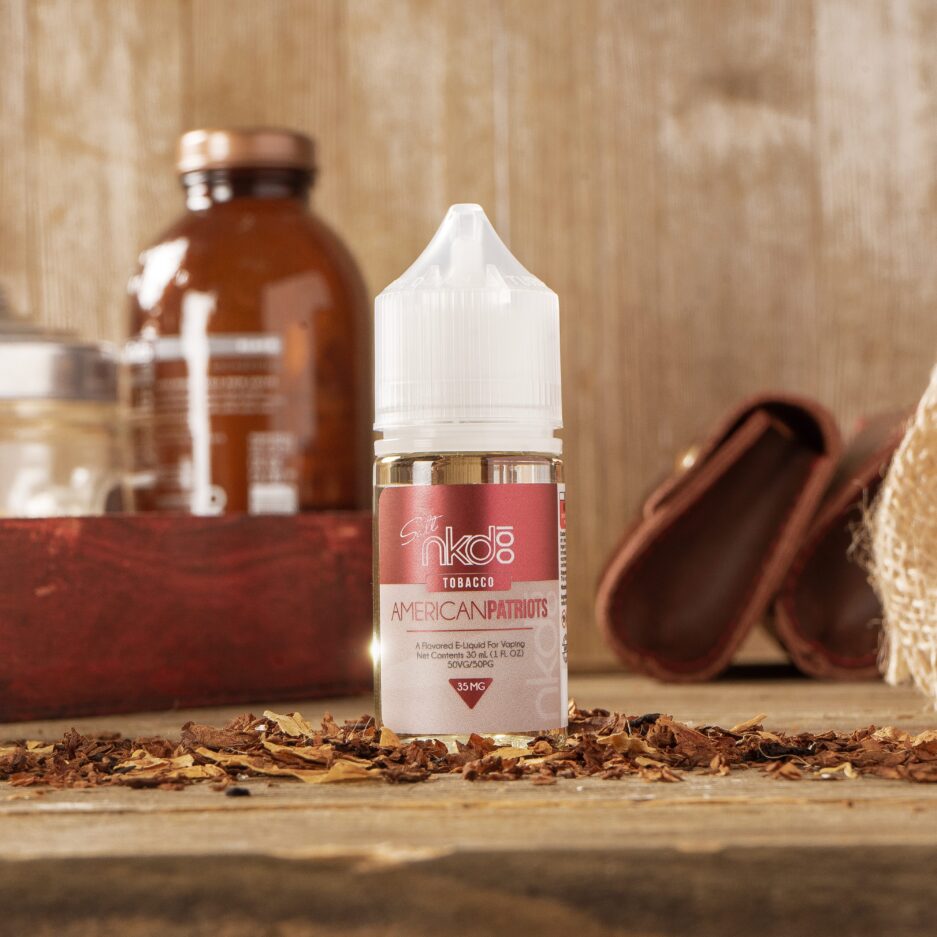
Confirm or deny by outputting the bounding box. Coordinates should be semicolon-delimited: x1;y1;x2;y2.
422;525;514;566
399;516;516;567
423;525;515;567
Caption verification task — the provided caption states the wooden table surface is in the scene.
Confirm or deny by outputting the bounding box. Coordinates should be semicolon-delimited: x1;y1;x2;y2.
2;672;936;937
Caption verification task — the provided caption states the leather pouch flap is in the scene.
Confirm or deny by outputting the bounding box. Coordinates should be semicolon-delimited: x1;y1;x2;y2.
773;414;905;679
596;396;841;681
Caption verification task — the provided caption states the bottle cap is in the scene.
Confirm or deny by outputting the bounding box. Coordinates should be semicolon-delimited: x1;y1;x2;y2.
374;204;562;455
176;128;315;175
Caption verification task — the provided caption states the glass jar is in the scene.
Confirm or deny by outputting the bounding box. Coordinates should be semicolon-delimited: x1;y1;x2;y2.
127;127;367;515
0;323;124;517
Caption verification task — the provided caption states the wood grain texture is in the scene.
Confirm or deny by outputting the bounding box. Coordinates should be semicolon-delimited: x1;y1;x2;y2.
0;0;29;315
813;0;937;423
1;675;935;936
0;513;372;721
23;0;184;339
343;0;500;293
3;1;937;669
186;0;349;225
4;850;937;937
2;850;937;937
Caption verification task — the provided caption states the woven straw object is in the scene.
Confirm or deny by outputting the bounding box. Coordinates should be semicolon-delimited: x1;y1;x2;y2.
870;371;937;706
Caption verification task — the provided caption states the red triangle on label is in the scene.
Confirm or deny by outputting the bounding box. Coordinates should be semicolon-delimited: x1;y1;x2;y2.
449;677;493;709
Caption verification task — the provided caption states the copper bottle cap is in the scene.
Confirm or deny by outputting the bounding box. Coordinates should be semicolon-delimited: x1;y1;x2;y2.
176;128;315;175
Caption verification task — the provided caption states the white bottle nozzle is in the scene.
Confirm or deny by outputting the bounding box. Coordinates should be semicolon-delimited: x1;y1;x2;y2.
449;234;483;285
374;204;562;455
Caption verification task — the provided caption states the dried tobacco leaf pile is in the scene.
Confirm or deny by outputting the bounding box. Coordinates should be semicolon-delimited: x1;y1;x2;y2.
2;703;937;792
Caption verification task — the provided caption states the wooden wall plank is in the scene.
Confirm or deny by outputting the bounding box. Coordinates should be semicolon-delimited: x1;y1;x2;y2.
25;0;184;341
0;0;29;316
652;0;818;427
813;0;937;430
343;0;499;296
186;0;349;236
188;0;499;300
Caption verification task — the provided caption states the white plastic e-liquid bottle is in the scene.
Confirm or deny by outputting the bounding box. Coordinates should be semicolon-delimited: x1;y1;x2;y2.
373;204;567;746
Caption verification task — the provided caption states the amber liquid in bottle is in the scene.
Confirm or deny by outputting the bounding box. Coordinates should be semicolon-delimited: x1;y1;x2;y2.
373;451;567;749
129;164;368;513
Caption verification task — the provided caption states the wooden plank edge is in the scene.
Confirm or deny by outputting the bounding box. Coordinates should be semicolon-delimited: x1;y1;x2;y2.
0;846;932;936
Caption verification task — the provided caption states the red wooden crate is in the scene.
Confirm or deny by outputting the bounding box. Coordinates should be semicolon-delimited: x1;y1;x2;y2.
0;513;373;722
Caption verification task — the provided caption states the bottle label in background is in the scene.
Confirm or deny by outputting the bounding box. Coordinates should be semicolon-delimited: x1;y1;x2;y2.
127;332;299;515
377;482;567;736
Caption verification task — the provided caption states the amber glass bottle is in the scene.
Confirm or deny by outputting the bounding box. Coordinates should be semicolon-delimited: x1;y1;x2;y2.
128;128;366;514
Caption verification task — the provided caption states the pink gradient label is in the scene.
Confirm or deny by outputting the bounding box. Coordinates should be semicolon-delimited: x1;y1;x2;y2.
378;483;567;735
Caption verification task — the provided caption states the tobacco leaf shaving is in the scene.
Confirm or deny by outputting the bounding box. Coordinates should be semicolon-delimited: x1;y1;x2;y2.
596;733;655;755
262;710;314;738
730;713;768;734
2;703;937;792
261;740;333;765
379;727;401;747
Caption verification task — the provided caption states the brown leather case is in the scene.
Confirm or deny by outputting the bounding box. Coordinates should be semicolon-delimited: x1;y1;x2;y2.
596;396;841;681
772;414;905;680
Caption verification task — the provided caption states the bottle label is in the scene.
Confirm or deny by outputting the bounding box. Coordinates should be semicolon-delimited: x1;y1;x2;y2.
377;482;567;735
128;331;301;515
